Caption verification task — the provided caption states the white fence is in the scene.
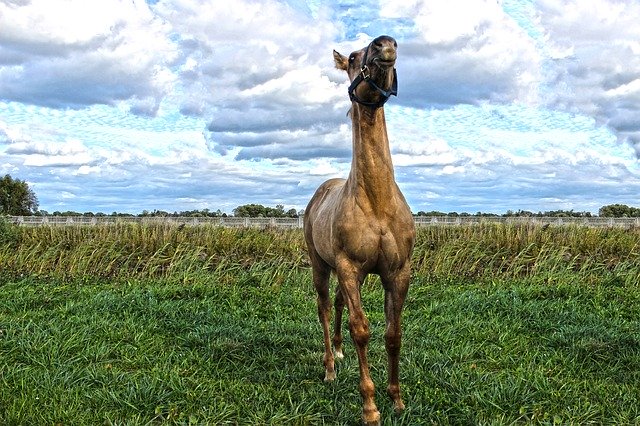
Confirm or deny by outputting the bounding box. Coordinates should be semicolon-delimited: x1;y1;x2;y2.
413;216;640;227
6;215;640;228
7;215;304;228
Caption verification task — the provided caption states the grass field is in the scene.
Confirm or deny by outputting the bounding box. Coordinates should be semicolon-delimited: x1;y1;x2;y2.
1;221;640;424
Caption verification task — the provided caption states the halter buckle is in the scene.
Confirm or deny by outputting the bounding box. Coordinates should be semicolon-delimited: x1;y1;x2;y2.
360;65;371;81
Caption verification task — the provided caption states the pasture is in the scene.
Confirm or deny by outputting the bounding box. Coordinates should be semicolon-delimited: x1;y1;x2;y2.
1;221;640;424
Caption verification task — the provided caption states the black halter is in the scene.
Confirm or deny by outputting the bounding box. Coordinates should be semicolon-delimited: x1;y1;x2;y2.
347;42;398;109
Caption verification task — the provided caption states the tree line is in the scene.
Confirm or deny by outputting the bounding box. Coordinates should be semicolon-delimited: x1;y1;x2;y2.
19;205;303;219
414;205;640;218
415;209;595;218
1;174;639;218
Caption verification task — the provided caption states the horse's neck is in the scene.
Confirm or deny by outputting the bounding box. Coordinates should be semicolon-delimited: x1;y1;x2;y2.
346;105;397;215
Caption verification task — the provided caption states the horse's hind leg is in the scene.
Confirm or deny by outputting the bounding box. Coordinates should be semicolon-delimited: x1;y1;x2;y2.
312;261;336;381
333;286;345;359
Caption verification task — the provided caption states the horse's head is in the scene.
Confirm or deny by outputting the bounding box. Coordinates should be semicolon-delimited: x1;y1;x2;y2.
333;35;398;108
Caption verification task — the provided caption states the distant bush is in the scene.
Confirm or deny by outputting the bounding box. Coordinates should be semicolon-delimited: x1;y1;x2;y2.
0;217;20;247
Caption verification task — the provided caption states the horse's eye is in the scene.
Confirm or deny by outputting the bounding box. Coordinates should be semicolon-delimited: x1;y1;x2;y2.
349;55;355;64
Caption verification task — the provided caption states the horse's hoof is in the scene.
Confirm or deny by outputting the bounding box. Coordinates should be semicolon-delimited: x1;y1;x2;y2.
393;399;405;413
324;370;336;382
334;348;344;360
387;385;405;413
362;409;380;426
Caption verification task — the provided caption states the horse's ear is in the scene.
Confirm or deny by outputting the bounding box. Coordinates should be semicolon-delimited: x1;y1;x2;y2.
333;50;348;71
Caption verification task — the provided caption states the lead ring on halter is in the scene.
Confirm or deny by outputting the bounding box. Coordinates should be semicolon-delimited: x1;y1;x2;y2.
347;42;398;108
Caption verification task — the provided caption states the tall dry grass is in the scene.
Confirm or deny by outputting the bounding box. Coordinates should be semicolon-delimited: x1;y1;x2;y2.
1;220;639;284
413;223;640;284
0;222;305;283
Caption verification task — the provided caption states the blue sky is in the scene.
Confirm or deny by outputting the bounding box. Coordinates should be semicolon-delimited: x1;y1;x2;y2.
1;0;640;214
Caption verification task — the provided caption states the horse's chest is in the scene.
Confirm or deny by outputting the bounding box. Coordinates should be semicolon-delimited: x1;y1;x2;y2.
337;221;410;272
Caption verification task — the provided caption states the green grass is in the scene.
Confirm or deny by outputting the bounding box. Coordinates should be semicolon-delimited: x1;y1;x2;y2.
3;275;640;424
1;222;640;424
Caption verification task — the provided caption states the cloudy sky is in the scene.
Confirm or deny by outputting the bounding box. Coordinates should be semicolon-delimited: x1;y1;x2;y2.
2;0;640;215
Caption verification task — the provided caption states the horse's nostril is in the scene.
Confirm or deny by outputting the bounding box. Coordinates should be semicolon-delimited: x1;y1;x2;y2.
381;46;396;61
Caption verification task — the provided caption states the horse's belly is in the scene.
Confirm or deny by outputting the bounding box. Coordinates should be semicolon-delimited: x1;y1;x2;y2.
311;214;338;268
306;180;346;269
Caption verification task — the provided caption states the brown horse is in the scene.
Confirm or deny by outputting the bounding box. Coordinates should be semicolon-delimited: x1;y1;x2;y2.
304;35;415;426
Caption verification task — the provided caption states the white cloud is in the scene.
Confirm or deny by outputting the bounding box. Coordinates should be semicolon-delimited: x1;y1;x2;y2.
74;165;101;176
0;120;21;144
6;139;88;156
6;137;95;167
152;0;349;160
239;66;342;105
536;0;640;153
309;159;340;176
0;0;176;114
380;0;541;106
22;153;93;167
60;191;76;200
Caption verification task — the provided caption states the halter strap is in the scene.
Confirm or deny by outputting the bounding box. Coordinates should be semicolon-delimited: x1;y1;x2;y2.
348;68;398;108
347;42;398;108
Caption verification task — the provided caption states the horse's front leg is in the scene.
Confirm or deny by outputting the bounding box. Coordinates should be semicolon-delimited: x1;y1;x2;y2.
337;261;380;426
382;264;411;413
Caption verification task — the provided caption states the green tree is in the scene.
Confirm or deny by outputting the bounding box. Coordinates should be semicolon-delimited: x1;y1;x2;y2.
599;204;640;217
273;204;285;217
233;204;267;217
233;204;298;217
0;174;39;215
